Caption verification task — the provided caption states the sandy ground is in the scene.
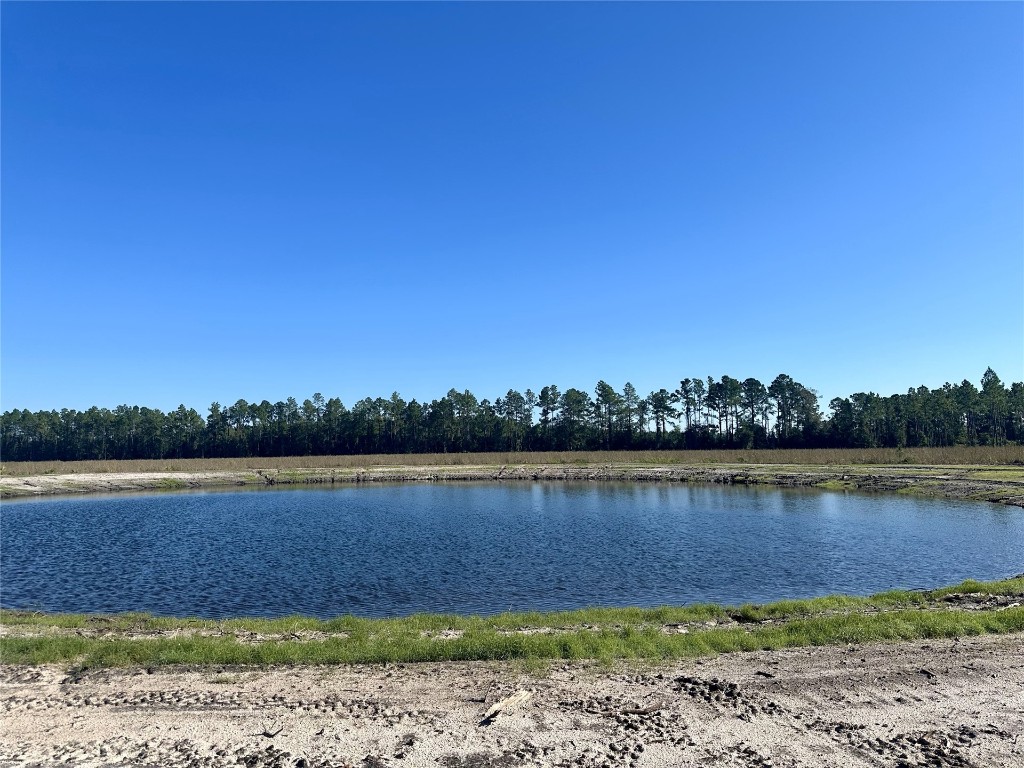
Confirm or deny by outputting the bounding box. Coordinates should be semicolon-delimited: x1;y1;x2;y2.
2;634;1022;768
2;465;1023;507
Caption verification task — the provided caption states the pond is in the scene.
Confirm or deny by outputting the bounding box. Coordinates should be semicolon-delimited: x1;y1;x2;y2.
1;483;1021;618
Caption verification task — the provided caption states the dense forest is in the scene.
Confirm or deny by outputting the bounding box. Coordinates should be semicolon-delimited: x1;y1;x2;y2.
1;369;1021;462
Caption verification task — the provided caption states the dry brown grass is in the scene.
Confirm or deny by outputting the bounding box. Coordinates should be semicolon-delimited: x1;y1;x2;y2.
1;446;1020;477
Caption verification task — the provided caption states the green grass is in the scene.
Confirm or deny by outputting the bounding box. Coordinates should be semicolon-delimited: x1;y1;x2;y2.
3;578;1022;669
970;469;1024;480
813;479;860;491
5;608;1021;669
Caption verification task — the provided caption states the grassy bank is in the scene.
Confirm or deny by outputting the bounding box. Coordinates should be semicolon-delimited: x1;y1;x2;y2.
3;578;1022;669
3;446;1022;477
5;458;1023;504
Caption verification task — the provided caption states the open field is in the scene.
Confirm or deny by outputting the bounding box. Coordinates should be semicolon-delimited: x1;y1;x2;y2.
2;579;1023;767
3;446;1023;477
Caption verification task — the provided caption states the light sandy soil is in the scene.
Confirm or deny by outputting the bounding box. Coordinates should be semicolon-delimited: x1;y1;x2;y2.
0;472;257;498
2;634;1022;768
3;464;1023;507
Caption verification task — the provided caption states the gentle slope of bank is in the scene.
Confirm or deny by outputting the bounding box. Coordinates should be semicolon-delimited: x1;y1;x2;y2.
3;577;1022;668
2;460;1023;506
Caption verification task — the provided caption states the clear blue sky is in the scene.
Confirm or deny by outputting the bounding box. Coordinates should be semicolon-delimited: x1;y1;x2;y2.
2;2;1022;414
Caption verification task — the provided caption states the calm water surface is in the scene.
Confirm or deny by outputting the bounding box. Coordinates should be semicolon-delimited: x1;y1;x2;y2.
1;483;1021;618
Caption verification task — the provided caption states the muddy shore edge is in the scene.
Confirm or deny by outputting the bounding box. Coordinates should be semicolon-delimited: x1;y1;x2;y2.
2;463;1023;506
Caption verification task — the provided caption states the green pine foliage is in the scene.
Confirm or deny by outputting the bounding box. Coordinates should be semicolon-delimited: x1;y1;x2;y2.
2;369;1021;462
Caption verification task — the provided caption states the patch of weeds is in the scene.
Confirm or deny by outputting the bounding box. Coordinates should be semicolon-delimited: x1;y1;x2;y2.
970;469;1024;480
510;656;552;678
730;605;763;623
4;578;1024;667
896;484;934;496
0;487;35;498
815;479;858;491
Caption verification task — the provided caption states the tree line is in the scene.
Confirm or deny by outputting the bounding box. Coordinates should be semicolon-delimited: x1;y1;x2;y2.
1;368;1020;462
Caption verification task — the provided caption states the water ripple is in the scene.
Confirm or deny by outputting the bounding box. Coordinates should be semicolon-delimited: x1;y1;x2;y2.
1;483;1021;618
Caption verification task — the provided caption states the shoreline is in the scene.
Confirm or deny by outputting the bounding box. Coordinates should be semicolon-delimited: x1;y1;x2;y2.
2;462;1023;506
3;577;1022;667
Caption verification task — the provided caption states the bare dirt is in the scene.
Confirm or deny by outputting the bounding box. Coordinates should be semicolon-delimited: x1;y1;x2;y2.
2;634;1022;767
2;464;1023;507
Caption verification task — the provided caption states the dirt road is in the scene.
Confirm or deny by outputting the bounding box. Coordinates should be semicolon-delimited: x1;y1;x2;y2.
2;633;1021;767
